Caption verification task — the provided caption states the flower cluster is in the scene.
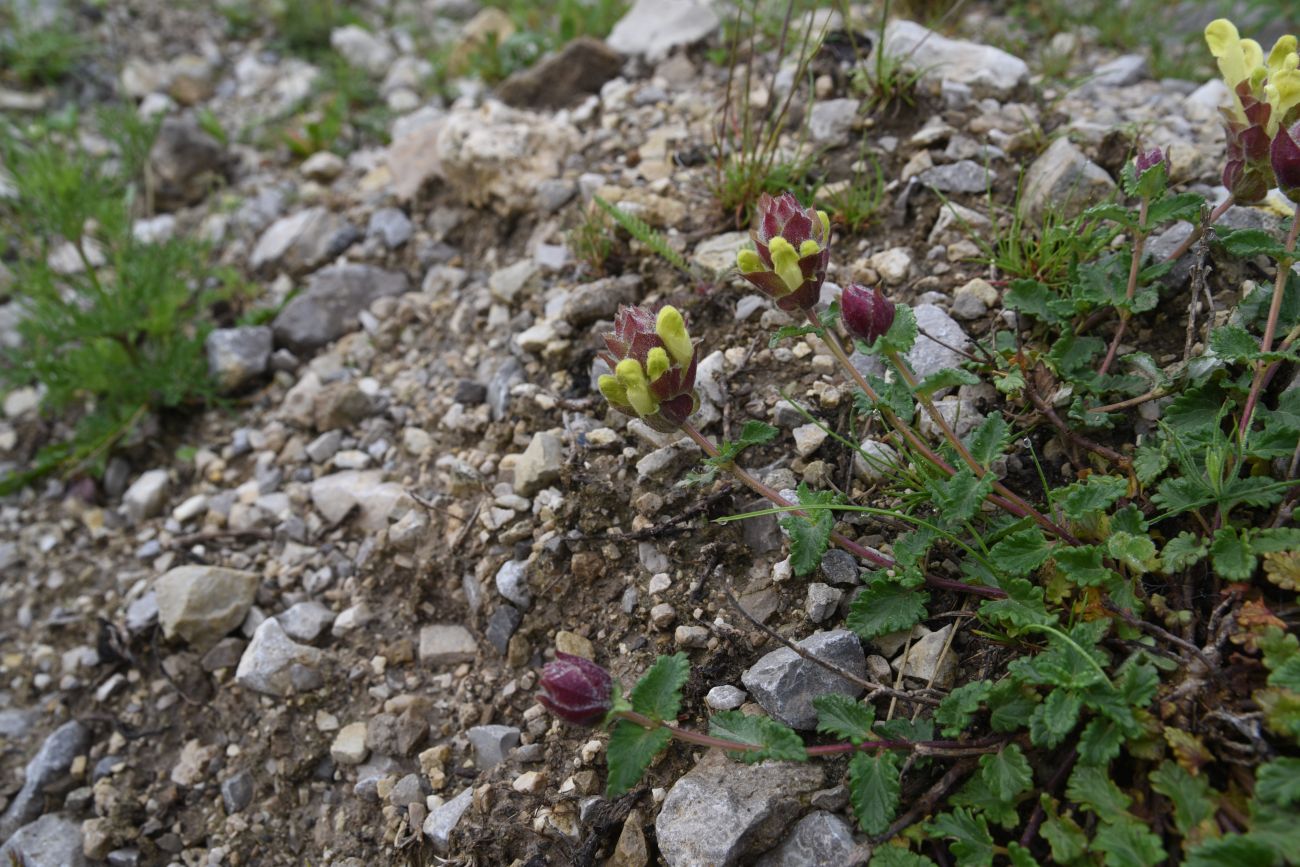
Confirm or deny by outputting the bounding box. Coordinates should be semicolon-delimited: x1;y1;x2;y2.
735;192;832;311
597;305;700;432
537;652;613;726
1205;20;1300;202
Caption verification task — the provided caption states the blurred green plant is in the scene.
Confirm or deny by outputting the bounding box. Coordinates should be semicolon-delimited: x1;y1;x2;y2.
0;110;237;492
0;2;85;86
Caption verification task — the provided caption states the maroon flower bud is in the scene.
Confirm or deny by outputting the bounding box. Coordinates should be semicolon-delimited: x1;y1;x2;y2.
1134;147;1166;175
537;652;613;726
735;192;831;312
1272;120;1300;202
841;284;896;345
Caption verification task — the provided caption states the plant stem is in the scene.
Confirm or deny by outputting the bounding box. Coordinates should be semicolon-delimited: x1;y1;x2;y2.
1238;210;1300;439
679;422;1006;599
1160;194;1235;265
615;710;1002;756
1099;195;1149;376
807;310;1077;543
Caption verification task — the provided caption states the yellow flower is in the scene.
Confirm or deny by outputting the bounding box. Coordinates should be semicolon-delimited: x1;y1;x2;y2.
1205;19;1266;119
1266;57;1300;137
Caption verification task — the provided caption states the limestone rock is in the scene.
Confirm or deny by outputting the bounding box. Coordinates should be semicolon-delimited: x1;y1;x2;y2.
155;565;259;651
879;20;1029;100
655;751;825;866
205;326;272;392
235;618;324;697
1019;137;1116;224
741;629;867;729
498;37;623;109
754;810;858;866
272;264;408;353
607;0;720;62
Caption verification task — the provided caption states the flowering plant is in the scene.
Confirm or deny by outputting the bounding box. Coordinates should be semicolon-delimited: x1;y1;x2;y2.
597;305;699;432
735;192;831;311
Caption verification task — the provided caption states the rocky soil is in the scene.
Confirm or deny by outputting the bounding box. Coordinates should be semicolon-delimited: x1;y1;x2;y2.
0;0;1287;865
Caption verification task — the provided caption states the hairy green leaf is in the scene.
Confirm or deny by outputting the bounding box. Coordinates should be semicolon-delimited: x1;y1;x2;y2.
1056;474;1128;519
1210;527;1255;582
605;720;672;796
988;680;1040;731
1107;531;1157;573
1078;717;1125;766
1029;689;1081;748
979;577;1055;633
870;846;940;867
1055;545;1119;588
989;528;1052;577
1093;816;1167;867
848;751;901;835
915;367;980;398
1005;279;1061;322
709;419;780;465
707;711;807;763
1256;757;1300;806
1209;324;1263;362
935;681;993;737
846;577;928;641
780;483;837;576
965;412;1011;468
1133;439;1169;485
931;467;995;526
813;694;876;745
1068;765;1132;822
1185;836;1277;867
629;653;689;722
926;808;994;867
979;743;1033;801
1216;227;1294;260
1040;796;1089;863
1150;761;1216;837
1162;531;1209;573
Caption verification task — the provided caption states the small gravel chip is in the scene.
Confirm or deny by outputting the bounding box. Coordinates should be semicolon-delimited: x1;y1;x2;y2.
805;583;843;624
674;625;710;648
331;722;370;766
649;603;676;629
512;771;546;794
705;685;747;710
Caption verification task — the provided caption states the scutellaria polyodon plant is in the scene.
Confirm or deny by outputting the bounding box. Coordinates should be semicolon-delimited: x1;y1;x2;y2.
735;191;831;311
597;305;699;433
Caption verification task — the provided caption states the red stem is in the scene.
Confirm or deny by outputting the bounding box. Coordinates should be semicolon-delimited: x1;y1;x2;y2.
1239;213;1300;438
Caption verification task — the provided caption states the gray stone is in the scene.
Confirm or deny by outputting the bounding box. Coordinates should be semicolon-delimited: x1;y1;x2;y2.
514;431;563;496
918;160;995;194
306;430;342;463
804;584;842;624
792;424;826;457
419;624;477;665
300;151;345;181
606;0;719;61
423;786;473;854
741;629;867;729
330;25;394;75
235;618;324;697
755;810;857;867
123;468;169;524
155;565;259;651
910;303;973;384
894;623;956;688
488;260;540;304
148;117;227;210
1019;137;1116;225
389;773;425;807
388;508;429;550
0;721;89;841
705;685;747;710
200;637;246;672
272;264;408;353
205;327;274;392
250;207;357;274
467;724;521;770
655;751;825;866
367;207;413;248
221;770;254;814
494;559;531;609
366;710;427;756
818;549;860;585
125;592;158;633
852;438;901;484
486;605;522;654
310;470;412;531
498;36;624;109
808;99;859;147
107;848;141;867
331;722;370;766
277;601;335;643
560;274;641;326
353;755;402;801
691;232;750;275
1089;54;1147;88
879;20;1028;99
0;813;88;867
